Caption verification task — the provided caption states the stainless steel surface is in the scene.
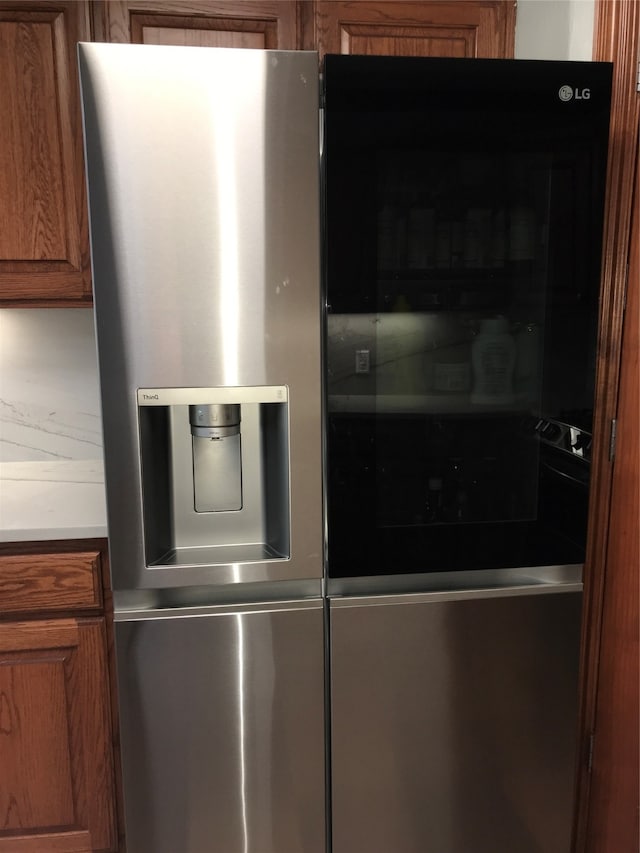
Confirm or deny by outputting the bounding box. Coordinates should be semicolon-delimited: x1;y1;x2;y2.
192;431;243;512
189;401;243;513
191;424;240;438
80;46;325;853
189;403;241;433
113;578;323;613
189;403;243;515
115;600;325;853
328;563;583;598
138;399;290;572
79;44;322;591
330;591;582;853
114;596;323;621
137;385;291;573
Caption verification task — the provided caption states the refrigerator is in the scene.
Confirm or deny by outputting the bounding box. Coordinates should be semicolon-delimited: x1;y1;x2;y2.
323;55;611;853
78;44;325;853
80;44;612;853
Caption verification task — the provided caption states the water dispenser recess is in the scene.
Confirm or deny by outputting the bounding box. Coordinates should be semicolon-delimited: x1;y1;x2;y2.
189;404;242;513
137;386;291;569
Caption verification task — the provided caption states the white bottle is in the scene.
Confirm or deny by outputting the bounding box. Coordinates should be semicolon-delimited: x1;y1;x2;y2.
471;316;516;405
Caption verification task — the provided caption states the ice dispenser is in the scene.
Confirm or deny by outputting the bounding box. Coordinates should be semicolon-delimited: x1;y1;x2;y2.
189;403;242;512
138;386;290;568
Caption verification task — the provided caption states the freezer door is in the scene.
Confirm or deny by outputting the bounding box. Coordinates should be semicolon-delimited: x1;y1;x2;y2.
330;588;581;853
115;600;325;853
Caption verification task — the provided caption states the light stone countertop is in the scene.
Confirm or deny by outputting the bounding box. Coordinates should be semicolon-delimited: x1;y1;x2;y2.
0;460;108;543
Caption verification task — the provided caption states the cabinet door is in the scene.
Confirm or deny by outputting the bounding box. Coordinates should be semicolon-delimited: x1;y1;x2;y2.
308;0;515;58
0;618;117;852
0;2;92;304
94;1;298;49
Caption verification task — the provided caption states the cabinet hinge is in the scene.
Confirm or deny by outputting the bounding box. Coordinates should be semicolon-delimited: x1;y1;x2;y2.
587;731;595;773
637;59;640;93
609;418;618;461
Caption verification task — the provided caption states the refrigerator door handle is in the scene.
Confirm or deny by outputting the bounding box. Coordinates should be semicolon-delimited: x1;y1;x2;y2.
329;580;582;609
114;596;323;622
328;563;583;602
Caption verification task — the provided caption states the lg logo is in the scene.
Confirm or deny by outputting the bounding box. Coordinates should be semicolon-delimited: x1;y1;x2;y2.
559;85;591;101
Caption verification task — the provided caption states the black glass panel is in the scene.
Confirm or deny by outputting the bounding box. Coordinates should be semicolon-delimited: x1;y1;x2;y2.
323;56;611;578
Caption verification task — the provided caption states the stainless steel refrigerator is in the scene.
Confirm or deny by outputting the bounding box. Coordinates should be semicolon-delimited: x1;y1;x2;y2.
79;44;325;853
81;44;612;853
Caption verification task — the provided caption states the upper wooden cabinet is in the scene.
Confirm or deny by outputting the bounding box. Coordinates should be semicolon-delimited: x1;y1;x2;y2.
0;2;92;304
303;0;515;58
92;1;298;49
93;1;514;57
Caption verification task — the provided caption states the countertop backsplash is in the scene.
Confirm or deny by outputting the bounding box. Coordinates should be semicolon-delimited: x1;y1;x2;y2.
0;308;103;463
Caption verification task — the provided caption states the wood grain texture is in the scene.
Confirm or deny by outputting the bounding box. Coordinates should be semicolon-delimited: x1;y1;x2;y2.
574;1;640;850
0;18;66;259
93;0;298;49
584;152;639;853
0;540;118;852
0;648;76;829
0;551;102;615
0;2;92;304
0;617;117;851
308;0;515;58
0;831;91;852
0;617;79;652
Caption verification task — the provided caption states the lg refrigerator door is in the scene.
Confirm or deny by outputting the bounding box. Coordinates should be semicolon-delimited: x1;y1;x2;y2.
323;56;611;580
330;583;581;853
114;599;325;853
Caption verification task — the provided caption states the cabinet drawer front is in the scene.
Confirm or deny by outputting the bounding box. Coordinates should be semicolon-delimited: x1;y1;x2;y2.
0;551;102;614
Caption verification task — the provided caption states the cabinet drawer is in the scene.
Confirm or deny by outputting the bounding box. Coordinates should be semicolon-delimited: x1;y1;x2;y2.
0;551;102;615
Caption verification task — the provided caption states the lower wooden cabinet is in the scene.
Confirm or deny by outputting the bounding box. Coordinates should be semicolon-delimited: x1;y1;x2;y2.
0;544;119;853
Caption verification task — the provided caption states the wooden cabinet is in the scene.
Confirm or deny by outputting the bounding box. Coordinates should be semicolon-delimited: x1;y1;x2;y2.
0;2;92;305
302;0;515;58
94;1;514;57
92;1;298;49
0;543;119;853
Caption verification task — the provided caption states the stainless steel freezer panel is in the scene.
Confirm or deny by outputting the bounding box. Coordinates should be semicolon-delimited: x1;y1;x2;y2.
78;44;322;590
115;599;325;853
330;588;582;853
